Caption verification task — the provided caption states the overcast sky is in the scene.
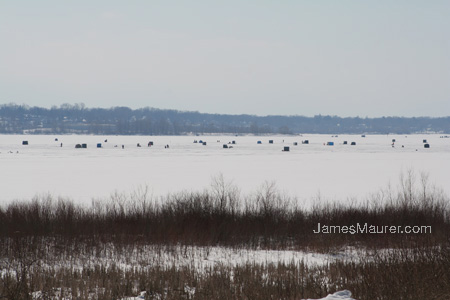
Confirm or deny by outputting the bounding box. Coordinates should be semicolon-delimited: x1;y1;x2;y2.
1;1;449;117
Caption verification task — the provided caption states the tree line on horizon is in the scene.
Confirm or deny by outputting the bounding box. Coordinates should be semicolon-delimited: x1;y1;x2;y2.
0;103;449;135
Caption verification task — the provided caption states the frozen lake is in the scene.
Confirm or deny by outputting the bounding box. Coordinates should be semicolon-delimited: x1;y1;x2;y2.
0;134;449;204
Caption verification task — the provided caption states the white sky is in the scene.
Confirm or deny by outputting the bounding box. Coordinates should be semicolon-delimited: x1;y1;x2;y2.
0;1;449;117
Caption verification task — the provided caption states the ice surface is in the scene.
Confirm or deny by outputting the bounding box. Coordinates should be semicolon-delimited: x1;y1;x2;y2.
1;134;449;204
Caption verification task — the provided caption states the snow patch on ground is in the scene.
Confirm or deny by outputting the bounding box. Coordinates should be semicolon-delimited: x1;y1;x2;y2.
23;246;359;300
33;245;358;274
121;289;355;300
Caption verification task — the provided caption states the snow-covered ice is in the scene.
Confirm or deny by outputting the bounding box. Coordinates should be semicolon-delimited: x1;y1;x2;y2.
1;134;449;204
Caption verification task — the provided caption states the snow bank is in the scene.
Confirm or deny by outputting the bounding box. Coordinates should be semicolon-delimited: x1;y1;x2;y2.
305;290;354;300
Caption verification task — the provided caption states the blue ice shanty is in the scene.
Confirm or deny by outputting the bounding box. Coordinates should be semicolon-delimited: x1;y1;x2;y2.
327;142;334;146
97;143;102;148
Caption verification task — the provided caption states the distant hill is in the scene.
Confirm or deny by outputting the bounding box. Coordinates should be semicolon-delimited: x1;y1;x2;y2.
0;103;449;135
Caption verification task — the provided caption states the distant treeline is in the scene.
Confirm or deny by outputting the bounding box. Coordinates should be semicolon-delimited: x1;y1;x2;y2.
0;103;449;135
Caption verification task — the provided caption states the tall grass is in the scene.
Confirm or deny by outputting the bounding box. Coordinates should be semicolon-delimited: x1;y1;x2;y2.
0;172;448;250
1;171;449;299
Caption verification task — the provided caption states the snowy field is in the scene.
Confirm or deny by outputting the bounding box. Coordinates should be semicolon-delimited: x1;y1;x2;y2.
1;134;449;204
